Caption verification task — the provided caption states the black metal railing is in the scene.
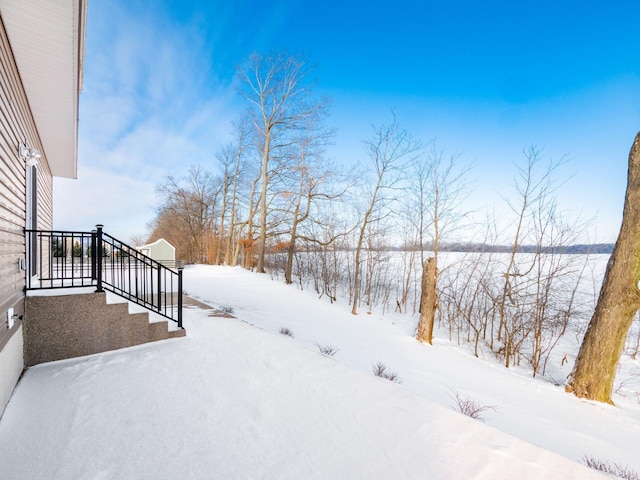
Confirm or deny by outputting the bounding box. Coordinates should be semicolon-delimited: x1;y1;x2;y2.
25;225;183;328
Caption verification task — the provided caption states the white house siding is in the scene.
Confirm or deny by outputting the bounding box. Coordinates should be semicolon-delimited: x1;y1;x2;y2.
0;12;53;417
0;323;23;416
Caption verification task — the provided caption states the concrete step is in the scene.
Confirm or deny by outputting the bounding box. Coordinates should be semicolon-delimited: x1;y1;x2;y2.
25;292;185;366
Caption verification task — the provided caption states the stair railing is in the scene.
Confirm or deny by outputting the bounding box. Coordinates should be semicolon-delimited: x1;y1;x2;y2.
25;225;183;328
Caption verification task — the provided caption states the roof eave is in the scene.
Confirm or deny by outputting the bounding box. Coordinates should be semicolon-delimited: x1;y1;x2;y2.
0;0;87;179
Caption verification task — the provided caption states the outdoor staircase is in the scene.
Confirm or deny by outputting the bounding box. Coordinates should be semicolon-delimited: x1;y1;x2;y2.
22;225;186;366
24;291;185;367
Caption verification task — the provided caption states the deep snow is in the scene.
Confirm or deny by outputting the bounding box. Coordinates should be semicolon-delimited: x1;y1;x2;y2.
0;264;637;479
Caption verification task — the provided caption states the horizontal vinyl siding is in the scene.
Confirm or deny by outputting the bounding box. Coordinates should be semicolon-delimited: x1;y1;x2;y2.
0;13;52;342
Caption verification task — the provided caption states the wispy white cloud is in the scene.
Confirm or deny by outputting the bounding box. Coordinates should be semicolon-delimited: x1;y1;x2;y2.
54;166;157;241
55;0;240;240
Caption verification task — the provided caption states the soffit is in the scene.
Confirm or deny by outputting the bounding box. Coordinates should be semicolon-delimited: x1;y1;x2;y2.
0;0;86;179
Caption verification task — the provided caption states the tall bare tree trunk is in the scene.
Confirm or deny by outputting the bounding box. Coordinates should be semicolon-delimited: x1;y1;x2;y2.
416;257;437;344
285;153;308;285
351;217;368;315
256;133;270;273
225;170;239;266
216;170;229;265
566;132;640;403
285;208;301;285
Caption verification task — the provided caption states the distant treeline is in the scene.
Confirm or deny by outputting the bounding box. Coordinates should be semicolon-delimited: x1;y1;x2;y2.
388;243;615;254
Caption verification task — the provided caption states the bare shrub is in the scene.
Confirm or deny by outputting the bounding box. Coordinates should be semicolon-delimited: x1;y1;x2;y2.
583;456;640;480
279;327;295;338
372;362;401;383
450;390;496;421
220;304;234;314
315;343;338;356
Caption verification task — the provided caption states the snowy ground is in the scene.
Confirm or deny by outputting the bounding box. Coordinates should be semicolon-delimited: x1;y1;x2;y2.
1;265;638;479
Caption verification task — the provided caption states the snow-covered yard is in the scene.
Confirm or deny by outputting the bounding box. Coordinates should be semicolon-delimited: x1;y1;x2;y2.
1;265;638;479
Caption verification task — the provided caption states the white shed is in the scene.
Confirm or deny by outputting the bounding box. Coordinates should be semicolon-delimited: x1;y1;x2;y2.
138;238;176;267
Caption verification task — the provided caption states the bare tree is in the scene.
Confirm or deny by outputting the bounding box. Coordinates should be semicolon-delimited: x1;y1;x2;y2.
566;132;640;403
148;207;192;260
128;233;148;248
236;52;330;273
408;143;472;330
153;165;220;263
351;116;421;315
236;172;260;269
527;197;590;377
497;147;562;367
425;147;590;372
425;146;472;264
280;101;335;284
283;151;331;284
225;116;253;266
215;145;234;265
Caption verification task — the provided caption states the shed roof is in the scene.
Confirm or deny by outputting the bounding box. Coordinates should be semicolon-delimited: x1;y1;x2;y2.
139;238;176;251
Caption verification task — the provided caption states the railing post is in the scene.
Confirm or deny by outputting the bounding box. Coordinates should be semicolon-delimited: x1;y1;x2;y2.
90;229;97;281
157;265;162;313
177;264;183;329
95;224;104;293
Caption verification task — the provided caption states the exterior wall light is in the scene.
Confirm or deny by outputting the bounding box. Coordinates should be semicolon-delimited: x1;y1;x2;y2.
19;143;41;167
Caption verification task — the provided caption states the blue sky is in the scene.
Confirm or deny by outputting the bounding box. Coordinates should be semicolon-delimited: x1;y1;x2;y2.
54;0;640;242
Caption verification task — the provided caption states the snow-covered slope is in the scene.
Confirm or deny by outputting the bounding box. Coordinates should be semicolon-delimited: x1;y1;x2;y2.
184;265;640;473
0;265;636;479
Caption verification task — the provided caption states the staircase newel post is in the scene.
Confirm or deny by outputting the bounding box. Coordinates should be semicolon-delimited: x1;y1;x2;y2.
157;265;162;313
95;224;104;293
90;229;97;281
177;264;183;329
